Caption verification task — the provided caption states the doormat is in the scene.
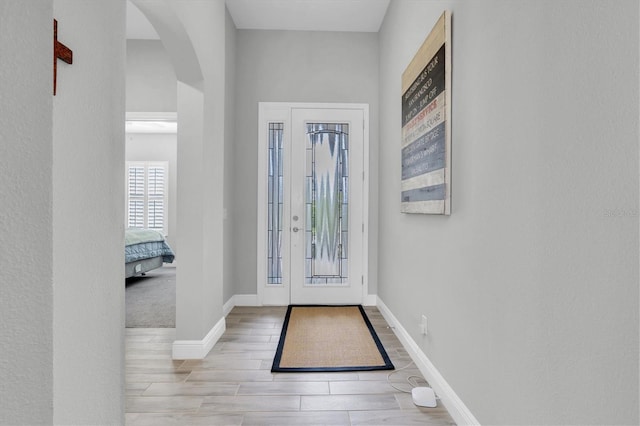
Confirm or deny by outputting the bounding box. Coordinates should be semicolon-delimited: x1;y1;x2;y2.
271;305;394;372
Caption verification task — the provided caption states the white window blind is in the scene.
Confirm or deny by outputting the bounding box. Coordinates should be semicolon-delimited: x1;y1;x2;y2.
126;162;168;234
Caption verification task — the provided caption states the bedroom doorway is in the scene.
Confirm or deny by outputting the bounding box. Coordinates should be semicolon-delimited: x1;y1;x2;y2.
125;113;178;328
125;113;177;251
257;103;370;306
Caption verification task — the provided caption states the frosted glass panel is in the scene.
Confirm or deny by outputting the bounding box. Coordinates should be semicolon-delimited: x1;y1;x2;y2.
267;123;284;285
305;123;349;285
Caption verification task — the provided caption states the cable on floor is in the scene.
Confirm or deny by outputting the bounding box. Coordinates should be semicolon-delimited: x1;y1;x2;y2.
386;360;427;393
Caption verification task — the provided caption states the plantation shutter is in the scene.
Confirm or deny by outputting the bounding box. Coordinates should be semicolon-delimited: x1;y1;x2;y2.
127;165;145;228
146;165;165;231
126;162;168;234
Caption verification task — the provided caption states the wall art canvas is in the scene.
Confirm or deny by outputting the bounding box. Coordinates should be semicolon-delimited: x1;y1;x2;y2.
401;11;452;214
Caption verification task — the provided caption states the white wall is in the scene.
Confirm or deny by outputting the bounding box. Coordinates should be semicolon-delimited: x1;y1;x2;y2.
126;39;177;112
125;132;178;250
0;1;53;423
52;0;126;423
378;1;639;424
233;30;379;297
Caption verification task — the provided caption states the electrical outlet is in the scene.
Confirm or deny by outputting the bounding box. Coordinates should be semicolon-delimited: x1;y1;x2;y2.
420;315;427;335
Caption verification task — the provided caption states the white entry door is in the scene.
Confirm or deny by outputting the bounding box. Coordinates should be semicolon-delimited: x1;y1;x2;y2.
257;103;368;305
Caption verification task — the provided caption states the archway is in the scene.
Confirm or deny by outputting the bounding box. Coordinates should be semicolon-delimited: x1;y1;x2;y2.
130;0;226;358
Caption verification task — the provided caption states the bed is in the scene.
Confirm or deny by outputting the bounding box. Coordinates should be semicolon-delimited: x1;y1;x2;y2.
125;228;175;278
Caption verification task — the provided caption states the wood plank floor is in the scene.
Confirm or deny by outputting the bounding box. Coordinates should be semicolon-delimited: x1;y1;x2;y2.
126;306;456;425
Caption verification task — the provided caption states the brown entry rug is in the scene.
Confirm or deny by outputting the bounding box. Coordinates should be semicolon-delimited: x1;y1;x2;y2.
271;305;394;372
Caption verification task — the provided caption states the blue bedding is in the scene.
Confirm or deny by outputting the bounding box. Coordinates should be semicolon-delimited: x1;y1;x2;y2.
125;229;175;264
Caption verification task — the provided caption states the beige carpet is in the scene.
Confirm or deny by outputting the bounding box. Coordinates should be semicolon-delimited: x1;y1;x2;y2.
272;305;394;372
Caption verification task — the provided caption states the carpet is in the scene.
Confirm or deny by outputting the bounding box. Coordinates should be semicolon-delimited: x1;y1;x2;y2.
125;266;175;328
271;305;394;372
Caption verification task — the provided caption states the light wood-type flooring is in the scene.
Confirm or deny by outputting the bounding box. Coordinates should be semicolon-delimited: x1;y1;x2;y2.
126;306;456;425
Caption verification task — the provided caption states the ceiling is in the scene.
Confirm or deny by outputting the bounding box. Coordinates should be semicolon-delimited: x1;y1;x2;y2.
126;0;391;39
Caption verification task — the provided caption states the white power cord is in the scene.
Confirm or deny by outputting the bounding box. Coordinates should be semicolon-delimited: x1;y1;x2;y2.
386;360;428;393
387;360;441;407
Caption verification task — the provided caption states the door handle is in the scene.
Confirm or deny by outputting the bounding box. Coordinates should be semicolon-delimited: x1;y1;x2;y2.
292;227;300;232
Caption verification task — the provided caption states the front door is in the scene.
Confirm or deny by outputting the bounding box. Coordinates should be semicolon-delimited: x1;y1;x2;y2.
258;103;368;305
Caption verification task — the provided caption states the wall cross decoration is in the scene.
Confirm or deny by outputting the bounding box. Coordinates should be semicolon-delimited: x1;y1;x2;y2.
53;19;73;95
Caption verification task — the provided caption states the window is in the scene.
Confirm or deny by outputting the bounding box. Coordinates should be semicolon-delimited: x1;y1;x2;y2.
126;161;168;234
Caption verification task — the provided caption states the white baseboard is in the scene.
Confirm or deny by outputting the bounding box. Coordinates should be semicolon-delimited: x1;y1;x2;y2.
363;294;378;306
223;294;261;317
377;298;480;426
172;316;226;360
225;295;378;307
224;294;377;311
234;294;260;306
223;297;235;317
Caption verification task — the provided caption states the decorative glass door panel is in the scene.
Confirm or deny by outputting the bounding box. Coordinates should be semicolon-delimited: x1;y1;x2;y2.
267;123;284;285
305;123;349;285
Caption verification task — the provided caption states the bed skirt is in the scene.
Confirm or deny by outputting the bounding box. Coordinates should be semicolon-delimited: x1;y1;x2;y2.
125;256;164;279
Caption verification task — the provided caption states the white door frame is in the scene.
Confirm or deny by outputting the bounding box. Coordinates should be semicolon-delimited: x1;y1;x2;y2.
256;102;370;306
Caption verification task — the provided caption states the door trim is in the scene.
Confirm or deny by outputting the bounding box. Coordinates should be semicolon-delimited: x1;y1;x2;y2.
256;102;370;306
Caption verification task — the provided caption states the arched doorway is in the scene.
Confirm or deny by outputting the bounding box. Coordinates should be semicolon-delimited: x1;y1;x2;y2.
129;0;227;358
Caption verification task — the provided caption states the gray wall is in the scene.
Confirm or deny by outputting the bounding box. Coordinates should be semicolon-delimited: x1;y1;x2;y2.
224;8;237;304
126;39;177;112
52;0;126;423
1;1;126;423
233;30;379;296
378;0;639;424
0;1;53;423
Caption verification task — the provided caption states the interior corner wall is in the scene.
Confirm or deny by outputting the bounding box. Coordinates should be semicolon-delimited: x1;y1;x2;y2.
126;39;177;112
182;0;227;335
0;2;54;424
52;0;126;423
175;81;209;339
223;7;237;305
125;133;178;250
169;0;226;340
378;1;639;425
233;30;380;297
